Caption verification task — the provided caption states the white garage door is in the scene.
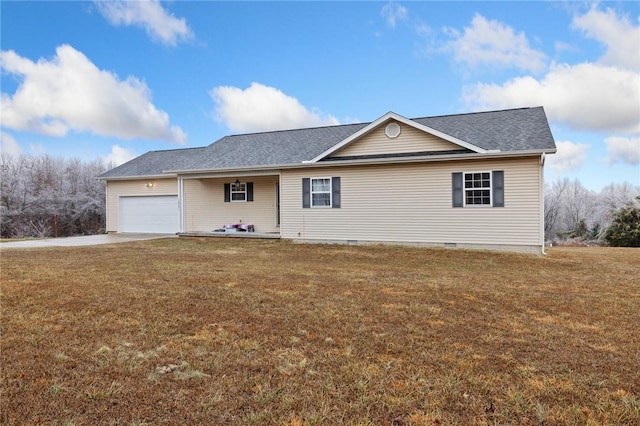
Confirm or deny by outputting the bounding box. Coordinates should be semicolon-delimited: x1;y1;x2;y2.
119;196;179;233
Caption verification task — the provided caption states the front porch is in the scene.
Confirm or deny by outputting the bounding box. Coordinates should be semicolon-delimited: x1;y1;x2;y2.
178;231;281;240
180;173;281;235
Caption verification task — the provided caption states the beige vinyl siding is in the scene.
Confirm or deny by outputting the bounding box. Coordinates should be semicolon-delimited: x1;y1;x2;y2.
183;176;279;233
280;157;542;250
105;178;178;232
330;121;461;158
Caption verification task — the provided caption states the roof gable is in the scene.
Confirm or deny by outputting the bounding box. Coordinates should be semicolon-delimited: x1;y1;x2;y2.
306;112;486;163
327;119;471;160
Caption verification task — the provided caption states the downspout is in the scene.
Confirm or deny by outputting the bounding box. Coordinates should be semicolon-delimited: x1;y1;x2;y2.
540;153;547;255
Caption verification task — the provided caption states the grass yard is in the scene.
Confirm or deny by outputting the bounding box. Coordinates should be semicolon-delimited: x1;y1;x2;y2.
1;239;639;425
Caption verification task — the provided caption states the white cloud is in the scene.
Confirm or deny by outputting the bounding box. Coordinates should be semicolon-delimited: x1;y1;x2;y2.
210;82;339;133
605;136;640;166
104;144;137;166
546;140;589;172
95;0;193;46
444;14;546;72
464;62;640;134
381;2;408;28
462;5;640;136
0;45;186;144
572;6;640;71
0;131;22;156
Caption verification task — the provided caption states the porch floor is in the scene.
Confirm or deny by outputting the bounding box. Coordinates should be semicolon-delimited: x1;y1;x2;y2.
178;231;281;240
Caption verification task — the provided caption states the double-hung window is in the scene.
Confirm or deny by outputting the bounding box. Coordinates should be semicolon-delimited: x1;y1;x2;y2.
302;177;341;208
464;172;491;205
311;178;332;207
231;182;246;202
224;182;254;203
452;170;504;208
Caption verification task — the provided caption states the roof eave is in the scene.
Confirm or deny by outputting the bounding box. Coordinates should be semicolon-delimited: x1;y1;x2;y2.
99;173;178;181
304;149;554;168
165;149;555;177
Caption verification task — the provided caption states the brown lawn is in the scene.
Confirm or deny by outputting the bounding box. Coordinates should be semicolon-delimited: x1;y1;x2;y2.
1;238;639;425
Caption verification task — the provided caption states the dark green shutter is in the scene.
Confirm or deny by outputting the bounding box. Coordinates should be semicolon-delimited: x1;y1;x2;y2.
224;183;231;203
492;171;504;207
247;182;254;202
302;178;310;208
452;172;463;207
331;177;341;208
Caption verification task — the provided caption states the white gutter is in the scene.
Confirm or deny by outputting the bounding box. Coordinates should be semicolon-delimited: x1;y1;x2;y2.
99;174;177;181
100;149;556;181
172;169;282;180
165;149;556;177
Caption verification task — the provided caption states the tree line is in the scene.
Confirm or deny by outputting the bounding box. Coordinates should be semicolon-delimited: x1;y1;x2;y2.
1;153;109;238
1;153;639;245
544;178;640;246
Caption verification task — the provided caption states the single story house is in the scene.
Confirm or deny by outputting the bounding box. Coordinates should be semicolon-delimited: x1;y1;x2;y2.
100;107;556;254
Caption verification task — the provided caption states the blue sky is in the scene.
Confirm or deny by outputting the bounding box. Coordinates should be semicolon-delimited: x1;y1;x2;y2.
1;1;638;191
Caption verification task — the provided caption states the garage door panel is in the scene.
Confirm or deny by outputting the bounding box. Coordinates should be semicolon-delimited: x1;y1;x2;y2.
119;196;179;233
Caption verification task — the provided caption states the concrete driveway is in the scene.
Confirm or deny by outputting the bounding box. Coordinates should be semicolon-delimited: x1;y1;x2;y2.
0;233;177;249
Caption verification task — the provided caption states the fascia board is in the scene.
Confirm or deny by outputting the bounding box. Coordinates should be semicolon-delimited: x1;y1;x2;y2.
305;111;486;163
298;150;551;169
165;165;282;175
168;149;554;177
176;169;281;180
99;173;177;181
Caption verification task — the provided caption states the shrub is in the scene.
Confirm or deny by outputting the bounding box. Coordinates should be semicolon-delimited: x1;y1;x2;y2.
604;204;640;247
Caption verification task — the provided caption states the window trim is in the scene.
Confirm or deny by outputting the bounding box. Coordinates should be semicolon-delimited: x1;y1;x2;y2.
463;171;493;207
230;181;247;202
310;177;332;208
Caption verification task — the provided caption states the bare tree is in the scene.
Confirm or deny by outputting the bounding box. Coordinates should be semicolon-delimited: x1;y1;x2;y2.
0;153;108;238
544;179;567;240
561;178;596;237
544;178;640;242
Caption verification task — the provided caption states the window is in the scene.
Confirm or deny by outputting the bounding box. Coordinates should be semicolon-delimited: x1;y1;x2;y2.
452;171;504;208
302;177;341;208
231;182;246;202
464;172;491;205
224;182;254;203
311;178;331;207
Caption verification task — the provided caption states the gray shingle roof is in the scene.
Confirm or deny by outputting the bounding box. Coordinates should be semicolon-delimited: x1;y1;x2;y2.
414;106;555;152
190;122;368;169
100;147;209;178
100;107;555;179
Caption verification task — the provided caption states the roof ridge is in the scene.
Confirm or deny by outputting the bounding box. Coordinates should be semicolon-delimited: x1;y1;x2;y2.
412;106;540;121
147;146;207;153
216;107;543;141
221;121;368;139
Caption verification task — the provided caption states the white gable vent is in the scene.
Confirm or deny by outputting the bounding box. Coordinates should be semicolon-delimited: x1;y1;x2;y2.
385;122;401;138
